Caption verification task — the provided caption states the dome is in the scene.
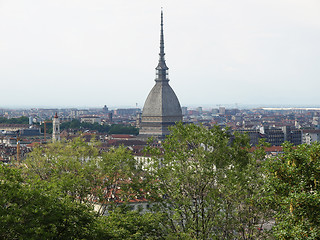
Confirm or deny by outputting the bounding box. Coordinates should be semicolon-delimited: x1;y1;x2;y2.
142;81;182;118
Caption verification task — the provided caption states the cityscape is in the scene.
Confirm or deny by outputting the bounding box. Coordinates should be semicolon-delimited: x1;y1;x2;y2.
1;1;319;239
2;105;320;163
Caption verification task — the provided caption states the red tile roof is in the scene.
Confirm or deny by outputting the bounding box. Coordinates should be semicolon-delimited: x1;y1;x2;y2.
26;142;41;148
111;134;134;139
250;146;283;153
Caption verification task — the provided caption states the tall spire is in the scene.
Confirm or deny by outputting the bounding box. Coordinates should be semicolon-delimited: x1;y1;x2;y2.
139;8;182;139
156;9;169;82
159;9;165;61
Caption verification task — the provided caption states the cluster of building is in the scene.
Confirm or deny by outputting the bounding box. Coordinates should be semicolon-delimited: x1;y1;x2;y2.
0;105;138;126
183;107;320;146
1;11;320;165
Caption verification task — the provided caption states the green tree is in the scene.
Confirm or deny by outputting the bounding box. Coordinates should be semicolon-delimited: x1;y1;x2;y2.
145;123;271;239
102;206;166;240
23;137;103;205
2;137;166;239
96;146;144;214
59;119;139;135
265;142;320;239
109;124;139;135
0;116;29;124
1;163;163;240
0;164;105;240
23;137;144;216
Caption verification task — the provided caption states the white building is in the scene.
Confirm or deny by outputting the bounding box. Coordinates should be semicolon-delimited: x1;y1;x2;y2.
302;129;320;144
80;116;102;124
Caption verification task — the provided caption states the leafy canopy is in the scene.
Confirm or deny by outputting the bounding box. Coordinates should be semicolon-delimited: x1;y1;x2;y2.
145;123;271;239
265;142;320;239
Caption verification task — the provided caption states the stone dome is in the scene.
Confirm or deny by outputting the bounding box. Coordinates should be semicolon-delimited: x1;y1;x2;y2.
142;81;182;118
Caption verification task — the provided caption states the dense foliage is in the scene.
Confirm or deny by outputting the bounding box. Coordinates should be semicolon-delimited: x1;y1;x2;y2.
0;138;159;239
0;163;164;239
0;165;105;239
102;207;166;240
0;116;29;124
61;119;139;135
23;137;143;215
42;119;139;135
145;123;272;239
265;142;320;239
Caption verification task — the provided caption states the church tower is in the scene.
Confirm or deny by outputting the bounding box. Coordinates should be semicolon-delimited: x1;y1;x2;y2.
139;10;182;139
52;112;61;142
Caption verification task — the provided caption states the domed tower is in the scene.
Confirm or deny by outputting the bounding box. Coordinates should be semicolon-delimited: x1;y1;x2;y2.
139;10;182;139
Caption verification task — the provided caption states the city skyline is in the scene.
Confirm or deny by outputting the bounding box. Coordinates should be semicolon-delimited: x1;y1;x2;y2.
1;0;319;108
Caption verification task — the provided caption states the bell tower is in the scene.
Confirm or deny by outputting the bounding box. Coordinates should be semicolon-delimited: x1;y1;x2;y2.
52;112;61;142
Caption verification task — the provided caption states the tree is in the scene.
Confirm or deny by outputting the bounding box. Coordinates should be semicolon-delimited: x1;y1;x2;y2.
23;137;104;205
0;163;163;240
58;119;139;135
102;206;166;240
108;124;139;135
265;142;320;239
0;116;29;124
23;136;144;216
145;123;271;239
0;164;105;240
2;137;166;239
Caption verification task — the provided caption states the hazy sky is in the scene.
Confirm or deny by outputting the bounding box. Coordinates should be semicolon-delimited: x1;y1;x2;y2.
1;0;320;109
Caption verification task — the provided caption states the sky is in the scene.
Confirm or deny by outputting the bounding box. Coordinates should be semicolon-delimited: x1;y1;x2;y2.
0;0;320;109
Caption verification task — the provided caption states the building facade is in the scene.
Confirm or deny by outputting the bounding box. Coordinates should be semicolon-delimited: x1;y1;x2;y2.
80;116;102;124
302;129;320;144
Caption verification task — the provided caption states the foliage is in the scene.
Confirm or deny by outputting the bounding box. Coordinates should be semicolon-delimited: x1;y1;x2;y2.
108;124;139;135
40;121;53;134
23;137;103;205
61;119;138;135
0;164;104;240
23;137;143;216
0;116;29;124
1;138;165;239
41;119;139;135
265;142;320;239
102;206;166;240
145;123;271;239
61;119;107;132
